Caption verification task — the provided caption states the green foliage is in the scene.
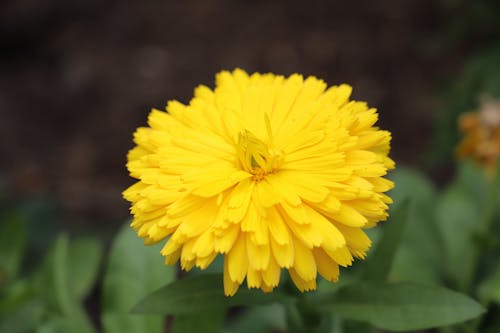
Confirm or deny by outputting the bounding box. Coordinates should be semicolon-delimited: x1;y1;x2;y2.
478;266;500;305
101;223;175;333
313;282;484;331
435;184;478;290
223;304;285;333
1;159;498;333
312;196;484;331
285;300;332;333
0;278;39;333
0;204;104;333
387;167;442;284
0;299;42;333
0;214;27;285
133;273;289;315
67;238;103;301
130;196;485;332
37;235;95;333
132;271;290;333
172;310;225;333
361;199;411;283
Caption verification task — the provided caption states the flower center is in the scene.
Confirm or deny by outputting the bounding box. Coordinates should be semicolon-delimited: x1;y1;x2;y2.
236;130;282;181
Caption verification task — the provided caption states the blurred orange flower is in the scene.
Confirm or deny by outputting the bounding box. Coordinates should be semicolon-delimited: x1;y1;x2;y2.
457;98;500;172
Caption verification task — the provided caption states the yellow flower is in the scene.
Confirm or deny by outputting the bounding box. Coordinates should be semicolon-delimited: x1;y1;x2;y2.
123;69;394;296
457;98;500;172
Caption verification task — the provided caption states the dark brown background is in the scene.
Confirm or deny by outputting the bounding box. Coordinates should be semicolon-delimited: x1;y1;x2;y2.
0;0;475;224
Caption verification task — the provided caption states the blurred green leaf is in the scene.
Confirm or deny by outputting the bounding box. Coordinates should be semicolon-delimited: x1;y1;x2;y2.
38;235;95;333
0;300;42;333
389;168;437;209
101;313;163;333
435;184;478;290
101;223;175;333
172;310;225;333
0;279;35;321
330;315;345;333
0;214;27;284
39;235;77;313
455;161;488;203
313;282;485;331
341;320;374;333
361;200;411;283
133;273;290;315
67;237;103;300
478;266;500;305
390;248;440;285
388;168;442;283
36;315;97;333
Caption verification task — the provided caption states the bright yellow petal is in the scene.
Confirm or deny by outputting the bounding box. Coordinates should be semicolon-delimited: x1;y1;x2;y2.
292;237;317;281
313;247;340;282
227;233;248;283
246;233;270;270
224;258;240;296
289;268;316;292
271;235;294;268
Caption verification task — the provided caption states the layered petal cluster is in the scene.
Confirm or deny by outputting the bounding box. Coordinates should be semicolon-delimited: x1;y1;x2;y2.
123;69;395;296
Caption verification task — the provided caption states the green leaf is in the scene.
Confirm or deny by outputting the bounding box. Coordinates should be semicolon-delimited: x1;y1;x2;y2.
435;184;478;290
67;237;103;300
101;313;163;333
37;235;95;333
0;300;42;333
389;168;437;210
172;310;225;333
314;282;485;331
36;316;99;333
340;320;374;333
361;200;411;283
101;223;175;333
478;266;500;305
0;214;27;284
455;161;488;204
387;168;441;284
0;279;34;314
330;315;345;333
38;236;79;314
390;247;440;284
133;273;290;315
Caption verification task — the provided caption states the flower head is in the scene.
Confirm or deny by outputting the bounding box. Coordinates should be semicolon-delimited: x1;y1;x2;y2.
123;69;394;296
457;98;500;172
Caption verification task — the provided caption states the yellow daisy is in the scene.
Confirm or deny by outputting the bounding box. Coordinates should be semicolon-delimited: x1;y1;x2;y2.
123;69;394;296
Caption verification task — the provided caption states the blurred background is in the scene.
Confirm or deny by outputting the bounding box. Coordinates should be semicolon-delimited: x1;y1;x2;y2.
5;0;500;227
